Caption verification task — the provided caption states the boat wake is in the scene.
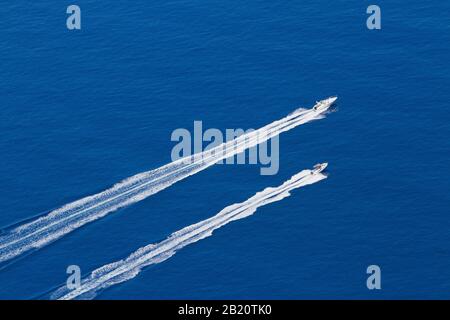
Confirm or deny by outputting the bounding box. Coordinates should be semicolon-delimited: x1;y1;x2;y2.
51;168;327;300
0;107;326;264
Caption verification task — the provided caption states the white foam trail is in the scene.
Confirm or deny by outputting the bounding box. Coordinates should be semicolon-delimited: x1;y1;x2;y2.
0;107;327;264
51;168;327;300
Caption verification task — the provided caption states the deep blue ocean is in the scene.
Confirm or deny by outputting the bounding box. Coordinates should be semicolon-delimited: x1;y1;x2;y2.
0;1;449;299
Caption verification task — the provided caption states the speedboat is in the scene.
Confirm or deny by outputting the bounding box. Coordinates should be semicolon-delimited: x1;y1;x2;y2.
313;96;338;113
311;162;328;174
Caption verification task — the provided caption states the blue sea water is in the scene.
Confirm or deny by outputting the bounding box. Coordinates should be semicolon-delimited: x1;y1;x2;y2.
0;1;449;299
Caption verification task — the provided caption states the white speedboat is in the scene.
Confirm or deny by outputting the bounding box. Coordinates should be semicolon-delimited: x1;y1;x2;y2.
313;96;338;113
311;162;328;174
